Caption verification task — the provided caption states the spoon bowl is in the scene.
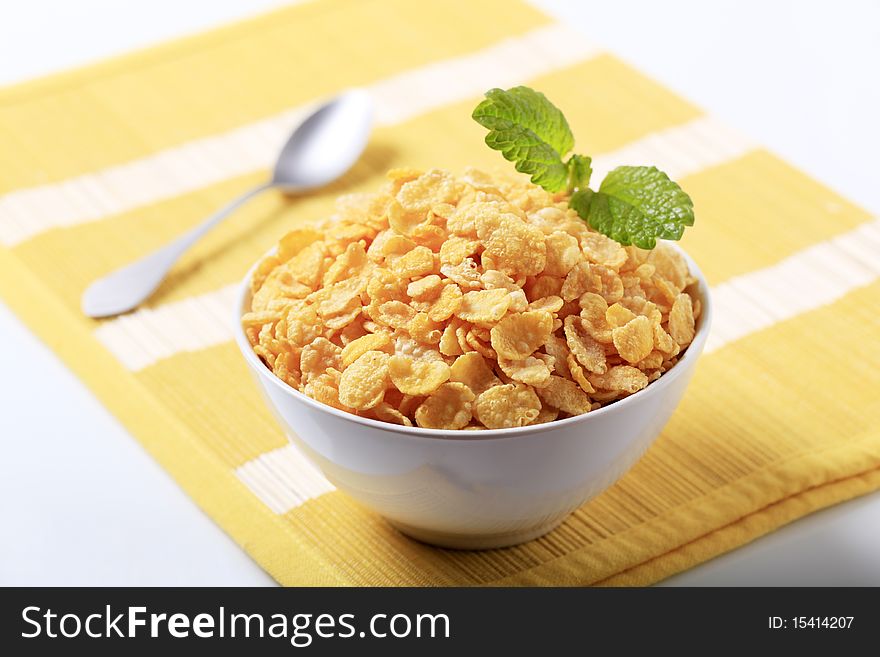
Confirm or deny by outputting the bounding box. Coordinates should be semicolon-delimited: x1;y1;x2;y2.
273;89;373;191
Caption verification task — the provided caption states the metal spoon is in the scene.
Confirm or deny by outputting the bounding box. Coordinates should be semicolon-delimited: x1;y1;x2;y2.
81;89;374;318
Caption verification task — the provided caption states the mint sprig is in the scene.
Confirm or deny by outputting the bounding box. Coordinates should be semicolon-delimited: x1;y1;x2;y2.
472;87;693;249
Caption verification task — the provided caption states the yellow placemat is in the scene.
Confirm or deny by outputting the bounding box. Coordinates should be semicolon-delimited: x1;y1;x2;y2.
1;0;878;586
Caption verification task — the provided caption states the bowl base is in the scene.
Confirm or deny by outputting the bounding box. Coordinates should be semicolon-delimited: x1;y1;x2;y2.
387;516;567;550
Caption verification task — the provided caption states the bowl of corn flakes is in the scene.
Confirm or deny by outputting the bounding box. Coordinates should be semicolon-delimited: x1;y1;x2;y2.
234;167;711;549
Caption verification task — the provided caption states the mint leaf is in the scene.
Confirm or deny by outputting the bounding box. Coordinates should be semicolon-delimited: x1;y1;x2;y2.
473;87;574;155
569;166;694;249
566;154;592;191
472;87;575;192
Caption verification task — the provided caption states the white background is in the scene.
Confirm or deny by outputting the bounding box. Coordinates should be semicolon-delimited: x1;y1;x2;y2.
1;0;878;586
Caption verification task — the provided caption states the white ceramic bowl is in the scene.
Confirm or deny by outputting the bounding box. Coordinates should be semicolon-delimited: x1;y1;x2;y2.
233;246;712;549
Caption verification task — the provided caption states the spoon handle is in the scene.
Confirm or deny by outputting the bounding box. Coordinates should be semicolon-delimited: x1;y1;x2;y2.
81;180;274;318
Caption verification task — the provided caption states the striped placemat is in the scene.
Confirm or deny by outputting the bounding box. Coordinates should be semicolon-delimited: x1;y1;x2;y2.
1;0;878;585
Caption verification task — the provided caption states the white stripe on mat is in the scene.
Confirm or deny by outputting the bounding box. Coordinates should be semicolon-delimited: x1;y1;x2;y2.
95;115;754;371
235;218;880;515
234;444;335;514
590;115;752;181
0;23;599;247
704;217;880;353
94;284;239;370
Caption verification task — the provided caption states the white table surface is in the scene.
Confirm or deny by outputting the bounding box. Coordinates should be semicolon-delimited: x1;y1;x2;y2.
1;0;878;586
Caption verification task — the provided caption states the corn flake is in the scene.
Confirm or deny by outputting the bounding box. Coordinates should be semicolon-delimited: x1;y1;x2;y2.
398;169;459;215
341;332;392;367
653;323;679;357
439;323;463;356
528;295;564;313
408;312;443;345
543;231;581;277
561;262;593;302
611;315;654;364
440;258;482;289
304;373;350;412
474;384;541;429
414;383;475;429
476;212;546;277
338;351;390;410
648;243;689;290
388;355;451;395
407;274;443;300
668;293;696;346
390;245;435;279
606;303;637;329
427;283;463;322
564;315;607;374
497;355;552;387
278;229;323;261
285;242;327;289
323;241;369;287
381;234;417;258
373;300;415;329
535;376;592;416
588;365;649;394
480;269;518;291
581;232;628;269
531;404;559;425
567;354;595;394
439;236;480;266
449;352;500;395
636;351;665;370
300;337;342;382
525;275;563;301
410;224;447;252
455;288;511;324
490;311;554;360
371;402;413;427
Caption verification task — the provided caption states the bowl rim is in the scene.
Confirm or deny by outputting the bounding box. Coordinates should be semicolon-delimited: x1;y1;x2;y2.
233;241;713;442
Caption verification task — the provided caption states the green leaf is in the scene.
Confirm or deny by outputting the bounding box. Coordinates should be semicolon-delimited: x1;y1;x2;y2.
566;154;592;191
472;86;575;192
569;166;694;249
473;86;574;155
